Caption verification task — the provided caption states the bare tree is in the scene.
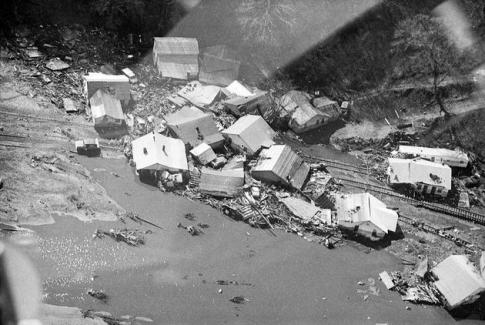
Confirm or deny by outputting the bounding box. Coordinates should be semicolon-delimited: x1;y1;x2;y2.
392;14;471;118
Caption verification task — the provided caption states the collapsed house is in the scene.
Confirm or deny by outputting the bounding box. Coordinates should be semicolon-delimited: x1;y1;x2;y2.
83;73;130;106
164;106;224;149
198;167;245;198
335;192;398;239
153;37;199;80
178;81;222;107
199;45;240;86
251;145;310;189
131;131;188;172
387;158;452;197
397;145;469;168
189;142;217;165
431;255;485;309
280;196;332;224
89;89;127;138
224;91;270;117
279;91;325;133
225;80;254;97
222;115;275;155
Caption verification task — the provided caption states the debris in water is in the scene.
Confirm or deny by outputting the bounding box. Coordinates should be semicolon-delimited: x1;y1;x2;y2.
229;296;248;304
94;229;145;246
87;289;108;303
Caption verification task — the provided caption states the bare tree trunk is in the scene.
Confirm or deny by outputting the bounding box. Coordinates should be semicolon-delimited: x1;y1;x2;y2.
435;89;451;118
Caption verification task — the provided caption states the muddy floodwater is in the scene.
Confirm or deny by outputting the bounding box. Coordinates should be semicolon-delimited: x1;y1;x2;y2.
4;156;465;324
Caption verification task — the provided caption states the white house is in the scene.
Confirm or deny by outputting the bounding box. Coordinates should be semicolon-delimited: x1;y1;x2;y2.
335;192;399;239
222;115;275;155
251;145;310;189
131;132;188;172
387;158;452;197
398;145;469;168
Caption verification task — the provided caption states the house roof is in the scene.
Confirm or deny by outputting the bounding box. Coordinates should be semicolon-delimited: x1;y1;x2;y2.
199;45;240;86
252;145;309;189
89;89;124;121
431;255;485;309
222;115;275;154
225;80;253;97
165;106;220;147
199;167;244;197
398;145;469;167
335;192;398;234
131;132;188;171
280;196;331;224
153;37;199;55
388;158;452;189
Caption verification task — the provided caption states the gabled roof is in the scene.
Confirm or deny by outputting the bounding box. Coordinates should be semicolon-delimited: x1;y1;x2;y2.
335;192;398;234
89;89;124;121
131;132;188;171
153;37;199;55
225;80;253;97
165;106;220;147
222;115;275;154
388;158;452;190
432;255;485;309
177;81;222;107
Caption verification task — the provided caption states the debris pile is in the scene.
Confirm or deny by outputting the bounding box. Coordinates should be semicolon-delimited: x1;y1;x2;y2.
94;229;146;246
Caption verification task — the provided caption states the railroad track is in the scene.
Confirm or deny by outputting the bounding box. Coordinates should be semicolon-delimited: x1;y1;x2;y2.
1;110;92;128
301;154;369;175
338;176;485;225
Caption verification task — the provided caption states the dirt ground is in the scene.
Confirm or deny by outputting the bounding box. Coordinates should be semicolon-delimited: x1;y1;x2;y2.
0;62;125;226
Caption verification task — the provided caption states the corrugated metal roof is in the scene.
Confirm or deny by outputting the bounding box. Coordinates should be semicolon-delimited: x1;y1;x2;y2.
335;192;398;234
432;255;485;309
199;167;244;197
199;45;240;86
132;132;188;171
388;158;452;189
89;89;124;121
165;106;220;147
398;145;469;168
153;37;199;55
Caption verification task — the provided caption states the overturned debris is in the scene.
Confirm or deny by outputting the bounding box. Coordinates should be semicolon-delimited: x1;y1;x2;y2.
87;289;109;303
94;229;145;246
190;143;217;165
280;196;331;224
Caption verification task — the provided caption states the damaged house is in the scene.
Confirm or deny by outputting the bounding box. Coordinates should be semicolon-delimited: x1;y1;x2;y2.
397;145;469;168
387;158;452;197
164;106;224;149
153;37;199;80
335;192;398;240
89;89;127;138
278;91;338;134
251;145;310;189
222;115;275;155
131;131;188;172
199;45;240;86
224;90;270;117
84;72;130;106
198;167;245;198
431;255;485;309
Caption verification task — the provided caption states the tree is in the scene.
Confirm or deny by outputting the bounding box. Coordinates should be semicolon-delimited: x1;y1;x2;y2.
392;14;472;117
